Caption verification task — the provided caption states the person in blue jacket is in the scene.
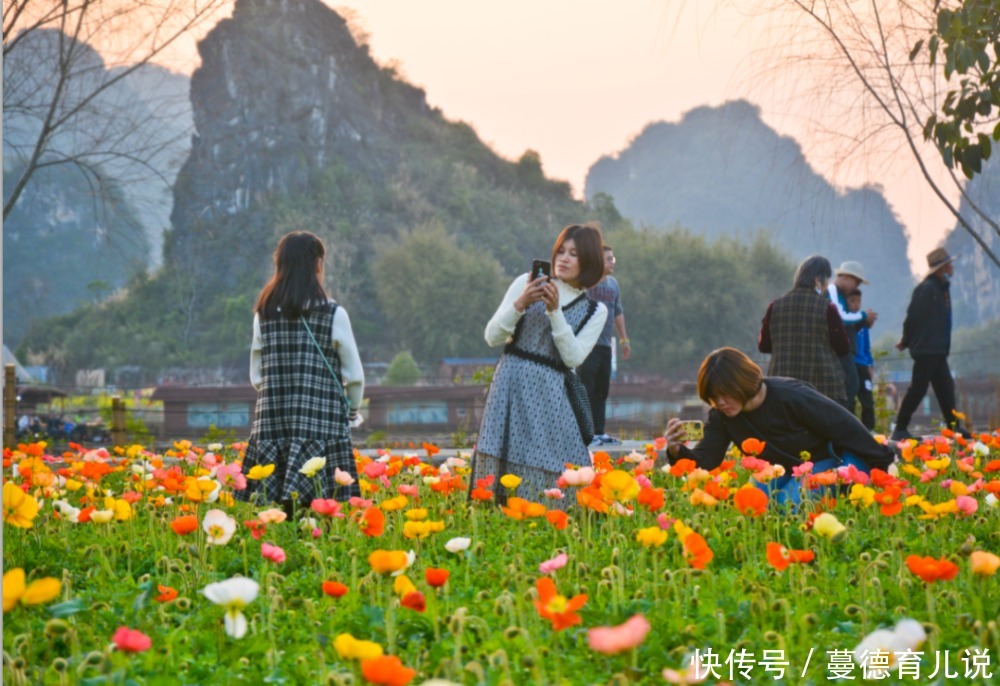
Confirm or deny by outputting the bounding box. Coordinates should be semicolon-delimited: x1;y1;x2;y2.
847;289;875;430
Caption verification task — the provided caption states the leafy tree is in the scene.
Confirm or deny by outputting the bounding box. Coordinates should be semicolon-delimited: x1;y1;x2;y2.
384;351;421;386
374;225;508;363
917;0;1000;179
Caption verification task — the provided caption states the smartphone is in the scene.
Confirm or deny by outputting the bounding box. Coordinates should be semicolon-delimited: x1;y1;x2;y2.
531;259;552;282
680;420;704;442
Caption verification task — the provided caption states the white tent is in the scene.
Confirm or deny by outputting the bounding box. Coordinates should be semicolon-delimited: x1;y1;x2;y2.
2;345;35;382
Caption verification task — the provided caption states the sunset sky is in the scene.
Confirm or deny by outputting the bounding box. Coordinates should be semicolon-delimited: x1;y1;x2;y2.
165;0;961;276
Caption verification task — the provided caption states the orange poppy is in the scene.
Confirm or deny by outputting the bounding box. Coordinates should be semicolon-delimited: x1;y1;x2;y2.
322;581;349;598
77;506;95;523
359;507;385;538
425;568;450;588
668;459;697;478
534;577;587;631
360;655;417;686
906;555;960;583
732;486;768;516
154;585;178;603
637;487;665;512
400;591;426;613
422;442;440;456
703;480;731;501
545;510;569;530
984;460;1000;473
429;474;465;495
576;485;610;514
170;515;198;536
591;451;612;471
740;438;766;456
873;486;903;516
683;532;714;569
501;497;547;520
79;462;113;481
766;542;815;571
470;487;494;502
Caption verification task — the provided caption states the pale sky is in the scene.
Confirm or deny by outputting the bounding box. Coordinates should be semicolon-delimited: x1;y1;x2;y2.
164;0;962;276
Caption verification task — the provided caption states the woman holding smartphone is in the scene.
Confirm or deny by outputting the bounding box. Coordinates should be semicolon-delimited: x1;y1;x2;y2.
663;347;894;507
472;224;608;503
239;231;364;512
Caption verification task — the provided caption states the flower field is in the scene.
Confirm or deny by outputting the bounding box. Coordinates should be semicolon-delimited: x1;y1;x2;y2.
3;432;1000;685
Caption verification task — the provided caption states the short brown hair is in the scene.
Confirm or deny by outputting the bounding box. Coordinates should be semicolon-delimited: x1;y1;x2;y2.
552;223;605;289
696;347;763;406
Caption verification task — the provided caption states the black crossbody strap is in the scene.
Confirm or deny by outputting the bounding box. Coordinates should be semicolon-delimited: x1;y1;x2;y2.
300;314;351;411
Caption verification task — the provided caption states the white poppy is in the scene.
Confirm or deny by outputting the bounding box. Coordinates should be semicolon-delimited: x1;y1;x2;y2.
299;456;327;477
202;509;236;545
444;537;471;554
203;577;260;639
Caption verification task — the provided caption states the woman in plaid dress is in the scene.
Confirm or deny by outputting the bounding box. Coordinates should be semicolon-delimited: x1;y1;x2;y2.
238;232;364;511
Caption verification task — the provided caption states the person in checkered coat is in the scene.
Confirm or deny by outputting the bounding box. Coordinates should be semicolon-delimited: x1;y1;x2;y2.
238;232;364;511
758;255;851;405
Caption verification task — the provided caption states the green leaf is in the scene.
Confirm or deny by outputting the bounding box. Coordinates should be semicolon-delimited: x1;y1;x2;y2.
47;598;87;618
928;35;939;64
908;39;924;62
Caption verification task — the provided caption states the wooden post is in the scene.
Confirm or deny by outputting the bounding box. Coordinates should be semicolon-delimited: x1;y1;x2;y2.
111;396;126;448
4;364;16;449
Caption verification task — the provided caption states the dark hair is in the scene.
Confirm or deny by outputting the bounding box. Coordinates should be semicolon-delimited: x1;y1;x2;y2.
255;231;328;319
603;244;614;252
848;289;862;298
552;223;605;289
793;255;833;289
696;347;763;406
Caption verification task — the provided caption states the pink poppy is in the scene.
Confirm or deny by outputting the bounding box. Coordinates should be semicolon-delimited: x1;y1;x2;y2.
311;499;344;518
656;513;676;530
349;496;374;509
560;467;595;487
633;459;656;475
215;462;247;491
741;457;768;472
539;552;569;574
792;462;814;478
334;468;356;486
587;614;651;654
920;470;938;483
956;495;978;516
653;436;668;451
544;488;565;500
112;626;152;653
940;478;953;489
398;484;419;496
635;474;653;489
837;464;870;485
261;543;286;564
363;462;387;479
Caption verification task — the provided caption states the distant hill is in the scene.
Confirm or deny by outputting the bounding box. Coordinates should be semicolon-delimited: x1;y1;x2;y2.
16;0;793;384
585;100;914;333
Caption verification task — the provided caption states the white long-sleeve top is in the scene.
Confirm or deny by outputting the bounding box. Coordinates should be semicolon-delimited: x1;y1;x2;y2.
250;306;365;410
485;273;608;369
827;283;866;325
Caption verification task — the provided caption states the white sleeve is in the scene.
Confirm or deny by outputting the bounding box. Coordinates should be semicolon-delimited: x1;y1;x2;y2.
549;302;608;369
484;274;529;346
250;314;263;390
332;307;365;411
827;283;865;324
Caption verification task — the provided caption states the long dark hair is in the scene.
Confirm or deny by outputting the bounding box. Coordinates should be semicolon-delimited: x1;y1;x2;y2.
255;231;328;319
551;223;605;289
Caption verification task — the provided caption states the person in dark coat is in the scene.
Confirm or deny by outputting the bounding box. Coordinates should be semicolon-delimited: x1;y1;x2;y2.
663;347;895;507
891;248;970;441
759;256;850;405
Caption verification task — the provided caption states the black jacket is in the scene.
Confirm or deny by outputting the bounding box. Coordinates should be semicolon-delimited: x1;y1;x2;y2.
672;377;895;471
901;276;951;357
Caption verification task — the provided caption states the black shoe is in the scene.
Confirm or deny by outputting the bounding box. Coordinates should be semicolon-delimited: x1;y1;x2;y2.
890;428;914;442
955;426;973;440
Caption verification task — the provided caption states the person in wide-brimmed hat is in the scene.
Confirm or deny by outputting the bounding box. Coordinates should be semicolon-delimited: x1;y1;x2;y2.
827;261;879;411
891;247;970;441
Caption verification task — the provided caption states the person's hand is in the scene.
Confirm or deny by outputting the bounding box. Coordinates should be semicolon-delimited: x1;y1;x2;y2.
895;339;906;351
620;339;632;361
540;280;559;312
663;418;687;457
865;309;879;325
514;276;550;313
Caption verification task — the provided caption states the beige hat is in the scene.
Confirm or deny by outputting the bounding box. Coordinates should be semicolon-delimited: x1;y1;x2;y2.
926;247;957;275
835;260;869;285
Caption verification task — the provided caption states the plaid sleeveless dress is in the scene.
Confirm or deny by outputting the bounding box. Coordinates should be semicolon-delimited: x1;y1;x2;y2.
471;294;598;504
238;301;360;504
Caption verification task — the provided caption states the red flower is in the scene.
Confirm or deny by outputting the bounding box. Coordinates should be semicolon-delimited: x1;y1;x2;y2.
360;655;417;686
322;581;349;598
637;486;665;512
170;515;198;535
683;532;714;570
733;486;768;516
154;585;178;603
243;519;267;540
545;510;569;530
873;486;903;516
401;591;426;613
906;555;959;583
425;568;450;588
534;577;587;631
470;487;494;501
766;542;815;571
111;626;152;653
358;507;385;538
